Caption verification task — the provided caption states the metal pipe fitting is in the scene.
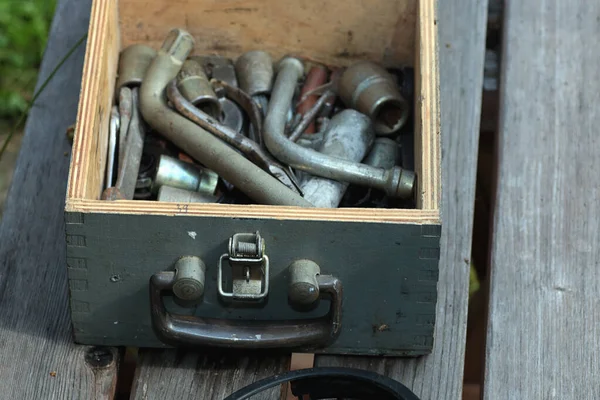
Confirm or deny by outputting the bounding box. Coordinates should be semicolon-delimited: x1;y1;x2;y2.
115;88;146;200
296;65;328;134
115;44;157;90
301;110;374;208
220;98;244;134
139;29;311;207
235;51;273;96
289;89;334;142
105;105;119;190
191;55;238;87
288;259;321;307
263;57;415;199
118;87;133;172
338;61;409;136
172;256;206;302
177;59;220;118
213;78;265;145
154;154;218;196
364;138;399;169
158;185;218;203
167;80;302;194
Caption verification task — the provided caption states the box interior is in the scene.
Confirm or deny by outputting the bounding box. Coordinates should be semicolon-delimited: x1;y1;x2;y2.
66;0;440;223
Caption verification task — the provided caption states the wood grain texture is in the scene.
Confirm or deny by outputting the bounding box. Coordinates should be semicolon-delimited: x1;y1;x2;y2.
69;0;440;222
315;0;488;398
66;199;440;224
119;0;416;68
67;0;119;200
131;350;290;400
484;1;600;398
414;0;441;210
0;0;118;398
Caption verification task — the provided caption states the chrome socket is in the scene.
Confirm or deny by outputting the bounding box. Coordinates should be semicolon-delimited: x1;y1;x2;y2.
177;59;221;118
115;44;157;91
154;155;218;196
235;50;274;96
338;61;409;136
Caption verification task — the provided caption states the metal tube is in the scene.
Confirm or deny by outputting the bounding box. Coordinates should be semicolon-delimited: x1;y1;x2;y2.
300;110;374;208
157;185;218;203
167;80;302;194
263;57;415;199
235;51;273;96
289;90;334;142
115;44;157;91
105;106;119;190
296;65;328;134
177;59;221;118
364;138;399;169
213;78;265;145
191;55;238;87
139;29;311;207
338;61;409;136
220;98;244;134
115;88;146;200
118;87;133;172
154;154;218;196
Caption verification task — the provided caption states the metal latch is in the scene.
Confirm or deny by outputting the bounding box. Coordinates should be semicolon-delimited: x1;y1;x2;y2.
218;231;269;302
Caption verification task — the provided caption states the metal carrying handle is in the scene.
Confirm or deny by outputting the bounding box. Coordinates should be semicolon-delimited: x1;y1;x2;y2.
149;271;343;349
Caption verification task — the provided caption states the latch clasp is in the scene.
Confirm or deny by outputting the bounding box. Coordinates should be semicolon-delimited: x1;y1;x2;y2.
217;231;269;302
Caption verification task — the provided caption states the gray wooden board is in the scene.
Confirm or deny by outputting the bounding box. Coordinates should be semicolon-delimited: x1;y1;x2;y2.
316;0;488;399
0;0;119;398
484;1;600;398
131;349;289;400
132;0;489;398
66;213;440;356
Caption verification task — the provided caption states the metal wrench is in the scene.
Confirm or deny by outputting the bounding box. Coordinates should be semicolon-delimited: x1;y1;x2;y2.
167;79;302;195
115;88;146;200
118;87;133;173
105;105;120;190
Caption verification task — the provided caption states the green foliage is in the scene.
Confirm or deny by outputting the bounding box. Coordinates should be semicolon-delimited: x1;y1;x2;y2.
0;0;57;119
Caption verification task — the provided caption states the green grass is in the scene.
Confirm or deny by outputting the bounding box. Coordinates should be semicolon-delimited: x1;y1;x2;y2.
0;0;57;120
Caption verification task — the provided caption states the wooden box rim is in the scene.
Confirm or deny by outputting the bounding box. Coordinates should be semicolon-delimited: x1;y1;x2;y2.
65;0;441;225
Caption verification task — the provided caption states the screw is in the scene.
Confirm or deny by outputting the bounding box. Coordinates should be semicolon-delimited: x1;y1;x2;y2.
109;275;121;282
84;346;114;368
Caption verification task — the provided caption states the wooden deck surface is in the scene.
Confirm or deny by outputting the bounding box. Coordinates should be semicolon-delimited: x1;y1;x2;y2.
0;0;119;398
0;0;488;398
484;0;600;398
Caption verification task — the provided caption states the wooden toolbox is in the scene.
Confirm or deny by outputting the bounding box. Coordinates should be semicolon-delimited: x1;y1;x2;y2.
65;0;440;356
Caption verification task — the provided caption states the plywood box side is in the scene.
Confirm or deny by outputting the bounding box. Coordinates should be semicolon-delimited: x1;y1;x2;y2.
118;0;417;68
414;0;441;210
68;0;119;201
66;198;441;224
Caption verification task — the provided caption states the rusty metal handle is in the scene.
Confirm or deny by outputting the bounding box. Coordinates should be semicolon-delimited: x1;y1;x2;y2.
149;271;342;349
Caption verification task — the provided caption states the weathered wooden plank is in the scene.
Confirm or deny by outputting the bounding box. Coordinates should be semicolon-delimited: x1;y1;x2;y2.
315;0;488;398
0;0;119;398
484;1;600;399
130;0;485;397
131;350;289;400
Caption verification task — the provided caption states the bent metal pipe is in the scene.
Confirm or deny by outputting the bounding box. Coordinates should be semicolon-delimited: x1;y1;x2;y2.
139;29;311;207
166;80;302;195
263;57;415;199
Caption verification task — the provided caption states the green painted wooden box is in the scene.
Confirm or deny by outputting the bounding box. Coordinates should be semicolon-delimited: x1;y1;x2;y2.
65;0;441;356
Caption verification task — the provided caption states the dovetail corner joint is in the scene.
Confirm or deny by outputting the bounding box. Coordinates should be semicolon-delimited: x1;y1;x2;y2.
66;235;87;247
65;212;85;224
67;257;88;270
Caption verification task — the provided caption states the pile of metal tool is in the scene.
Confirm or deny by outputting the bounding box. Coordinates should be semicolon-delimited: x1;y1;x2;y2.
103;28;416;208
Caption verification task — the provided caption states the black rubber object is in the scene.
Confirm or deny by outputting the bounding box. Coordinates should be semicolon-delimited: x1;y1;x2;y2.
222;367;421;400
